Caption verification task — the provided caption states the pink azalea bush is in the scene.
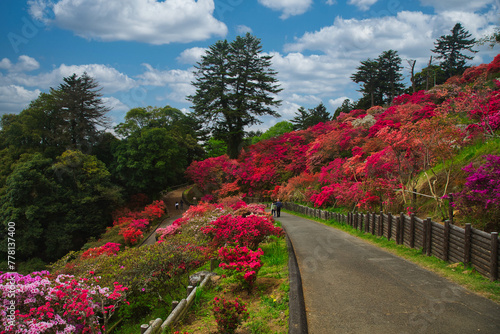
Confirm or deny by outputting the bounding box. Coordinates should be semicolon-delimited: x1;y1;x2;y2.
0;271;127;334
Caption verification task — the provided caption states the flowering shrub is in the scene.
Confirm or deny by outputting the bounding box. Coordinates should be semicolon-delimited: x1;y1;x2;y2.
81;242;121;259
218;245;263;291
201;214;282;250
0;271;127;334
212;296;249;334
120;227;143;245
452;155;500;231
156;221;182;242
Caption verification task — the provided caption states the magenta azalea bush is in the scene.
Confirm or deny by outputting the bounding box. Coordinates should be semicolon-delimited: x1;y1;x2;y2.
218;245;263;291
452;154;500;231
0;271;127;334
201;214;282;250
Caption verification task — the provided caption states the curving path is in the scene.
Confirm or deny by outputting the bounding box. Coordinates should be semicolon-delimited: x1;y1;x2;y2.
279;211;500;334
142;187;189;246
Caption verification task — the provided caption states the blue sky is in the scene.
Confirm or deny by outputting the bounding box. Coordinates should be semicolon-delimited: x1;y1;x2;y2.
0;0;499;132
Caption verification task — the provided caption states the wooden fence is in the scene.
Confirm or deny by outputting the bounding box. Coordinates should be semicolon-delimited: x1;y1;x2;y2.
283;202;500;282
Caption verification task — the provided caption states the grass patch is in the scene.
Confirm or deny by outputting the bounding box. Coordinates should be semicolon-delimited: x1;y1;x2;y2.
283;208;500;305
168;236;289;334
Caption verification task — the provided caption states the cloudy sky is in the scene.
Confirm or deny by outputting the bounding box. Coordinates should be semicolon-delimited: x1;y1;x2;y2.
0;0;498;131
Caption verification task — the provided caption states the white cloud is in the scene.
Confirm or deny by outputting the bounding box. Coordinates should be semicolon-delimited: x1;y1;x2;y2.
0;55;40;72
328;96;352;110
236;25;253;35
137;64;195;103
177;47;207;65
28;0;227;44
258;0;313;19
0;85;41;115
348;0;378;11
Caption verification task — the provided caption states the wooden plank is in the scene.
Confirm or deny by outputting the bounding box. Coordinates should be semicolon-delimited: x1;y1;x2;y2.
471;252;491;270
450;224;465;233
472;227;492;240
471;245;491;262
449;231;465;244
471;234;491;250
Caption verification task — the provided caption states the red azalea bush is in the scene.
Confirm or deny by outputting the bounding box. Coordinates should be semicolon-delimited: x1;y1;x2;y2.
218;244;263;291
81;242;121;259
113;200;166;246
201;214;282;250
212;296;249;334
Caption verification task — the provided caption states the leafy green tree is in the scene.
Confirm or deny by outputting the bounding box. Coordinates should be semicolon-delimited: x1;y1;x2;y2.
0;151;121;263
111;106;203;193
432;23;478;78
204;137;228;158
188;33;282;159
112;128;189;195
291;103;331;130
251;121;294;144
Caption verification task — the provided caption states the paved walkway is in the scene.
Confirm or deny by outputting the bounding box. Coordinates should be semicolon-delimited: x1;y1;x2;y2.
279;212;500;334
142;187;189;245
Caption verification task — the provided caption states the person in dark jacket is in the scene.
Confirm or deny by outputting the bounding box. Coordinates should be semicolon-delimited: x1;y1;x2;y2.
276;199;282;217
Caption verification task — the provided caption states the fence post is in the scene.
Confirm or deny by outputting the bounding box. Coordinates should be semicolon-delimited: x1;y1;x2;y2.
387;213;393;241
425;218;432;256
371;212;376;235
140;324;149;334
378;212;383;237
395;217;401;244
490;232;499;282
422;218;429;255
365;213;370;233
400;213;406;245
464;224;472;265
409;213;415;249
443;220;450;262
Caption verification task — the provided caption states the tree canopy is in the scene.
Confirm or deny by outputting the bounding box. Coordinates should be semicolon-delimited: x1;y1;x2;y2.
432;23;477;78
188;33;282;159
291;103;331;130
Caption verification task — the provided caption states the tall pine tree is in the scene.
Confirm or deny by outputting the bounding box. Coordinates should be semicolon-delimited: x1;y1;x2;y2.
188;33;282;159
432;23;477;78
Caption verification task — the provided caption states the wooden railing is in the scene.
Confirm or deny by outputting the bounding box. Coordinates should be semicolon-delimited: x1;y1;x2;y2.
283;202;500;282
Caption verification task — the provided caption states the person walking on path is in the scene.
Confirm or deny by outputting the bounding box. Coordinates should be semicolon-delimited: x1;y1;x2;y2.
275;199;282;217
180;199;184;210
175;201;179;210
270;201;276;217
